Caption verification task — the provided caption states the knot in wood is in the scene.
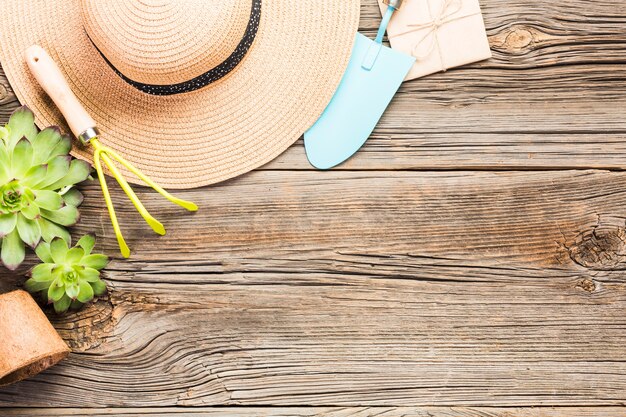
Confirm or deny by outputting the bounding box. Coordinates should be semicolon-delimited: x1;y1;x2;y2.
569;226;626;270
577;278;596;293
505;27;534;49
52;296;115;352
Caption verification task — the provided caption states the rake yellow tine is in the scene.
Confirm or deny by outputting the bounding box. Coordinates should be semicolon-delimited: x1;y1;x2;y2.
94;149;131;258
100;142;198;212
99;151;166;236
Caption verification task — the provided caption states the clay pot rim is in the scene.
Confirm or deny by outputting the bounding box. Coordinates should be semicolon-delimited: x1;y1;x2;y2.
0;290;70;386
0;348;69;386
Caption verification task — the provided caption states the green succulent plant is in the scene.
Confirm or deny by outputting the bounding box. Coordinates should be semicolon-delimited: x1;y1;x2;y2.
0;106;91;270
25;235;108;313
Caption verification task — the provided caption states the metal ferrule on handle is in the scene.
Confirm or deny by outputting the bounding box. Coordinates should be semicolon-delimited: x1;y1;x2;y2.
78;127;100;145
383;0;404;10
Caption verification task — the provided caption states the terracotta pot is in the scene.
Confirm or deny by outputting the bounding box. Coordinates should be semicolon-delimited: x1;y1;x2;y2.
0;290;70;386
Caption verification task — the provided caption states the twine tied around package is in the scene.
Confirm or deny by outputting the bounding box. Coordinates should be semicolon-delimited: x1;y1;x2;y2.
389;0;481;70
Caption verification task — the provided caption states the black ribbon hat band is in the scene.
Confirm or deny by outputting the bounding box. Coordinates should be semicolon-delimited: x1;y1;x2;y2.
89;0;262;96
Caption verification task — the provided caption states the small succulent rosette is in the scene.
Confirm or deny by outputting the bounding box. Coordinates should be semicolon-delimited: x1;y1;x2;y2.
25;235;108;313
0;106;91;270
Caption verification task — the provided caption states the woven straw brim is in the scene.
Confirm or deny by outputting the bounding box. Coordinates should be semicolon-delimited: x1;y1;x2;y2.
0;0;360;189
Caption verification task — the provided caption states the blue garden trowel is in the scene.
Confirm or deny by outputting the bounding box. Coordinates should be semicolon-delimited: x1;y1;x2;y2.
304;0;415;169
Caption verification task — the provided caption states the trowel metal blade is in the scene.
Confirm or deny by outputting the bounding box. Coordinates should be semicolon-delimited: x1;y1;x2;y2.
304;33;415;170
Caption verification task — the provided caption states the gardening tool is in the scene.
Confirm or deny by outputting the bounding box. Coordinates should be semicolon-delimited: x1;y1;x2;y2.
304;0;415;170
25;45;198;258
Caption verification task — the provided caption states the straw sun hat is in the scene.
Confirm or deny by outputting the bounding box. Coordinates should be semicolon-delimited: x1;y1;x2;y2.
0;0;360;188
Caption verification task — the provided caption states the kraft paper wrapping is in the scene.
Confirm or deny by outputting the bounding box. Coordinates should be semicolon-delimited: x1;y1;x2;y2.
378;0;492;80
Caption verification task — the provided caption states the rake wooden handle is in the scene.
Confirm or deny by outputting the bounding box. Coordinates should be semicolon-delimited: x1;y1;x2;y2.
24;45;96;138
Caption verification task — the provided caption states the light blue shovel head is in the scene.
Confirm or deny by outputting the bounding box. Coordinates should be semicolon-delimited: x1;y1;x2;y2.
304;32;415;170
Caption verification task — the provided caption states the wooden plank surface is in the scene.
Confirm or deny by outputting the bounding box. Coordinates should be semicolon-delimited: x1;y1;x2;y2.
1;0;626;415
3;407;626;417
0;170;625;409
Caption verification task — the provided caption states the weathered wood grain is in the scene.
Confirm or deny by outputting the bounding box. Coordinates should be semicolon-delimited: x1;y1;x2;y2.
0;170;625;408
3;407;626;417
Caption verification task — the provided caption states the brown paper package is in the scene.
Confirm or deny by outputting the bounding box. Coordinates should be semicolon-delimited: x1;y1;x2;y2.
377;0;492;81
0;290;70;386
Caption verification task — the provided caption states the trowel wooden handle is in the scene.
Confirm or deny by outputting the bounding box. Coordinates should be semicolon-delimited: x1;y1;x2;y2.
24;45;96;138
